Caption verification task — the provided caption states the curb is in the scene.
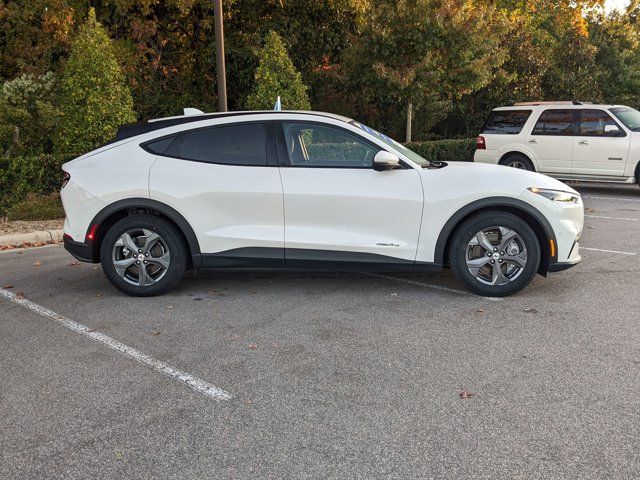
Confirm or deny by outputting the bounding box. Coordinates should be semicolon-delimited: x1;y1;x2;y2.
0;229;64;247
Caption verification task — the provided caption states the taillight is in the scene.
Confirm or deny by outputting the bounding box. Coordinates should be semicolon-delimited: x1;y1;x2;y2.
476;136;486;150
62;171;71;188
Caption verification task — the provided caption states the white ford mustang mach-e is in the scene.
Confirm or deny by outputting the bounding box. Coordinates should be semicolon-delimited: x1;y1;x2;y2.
61;110;583;297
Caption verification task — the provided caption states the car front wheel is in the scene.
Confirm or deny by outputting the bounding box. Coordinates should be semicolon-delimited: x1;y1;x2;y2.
449;212;541;297
100;214;187;296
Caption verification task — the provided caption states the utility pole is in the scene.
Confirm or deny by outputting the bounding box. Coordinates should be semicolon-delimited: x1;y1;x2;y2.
214;0;228;112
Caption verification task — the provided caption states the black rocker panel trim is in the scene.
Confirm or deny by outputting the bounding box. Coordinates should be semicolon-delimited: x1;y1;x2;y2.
88;198;202;266
434;196;558;270
199;247;441;271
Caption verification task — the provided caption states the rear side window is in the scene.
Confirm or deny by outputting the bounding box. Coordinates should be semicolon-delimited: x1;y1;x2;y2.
166;123;268;166
481;110;531;134
532;110;575;136
144;136;176;155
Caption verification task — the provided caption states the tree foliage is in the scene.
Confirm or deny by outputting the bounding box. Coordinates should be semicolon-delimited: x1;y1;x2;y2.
54;8;134;156
246;31;310;111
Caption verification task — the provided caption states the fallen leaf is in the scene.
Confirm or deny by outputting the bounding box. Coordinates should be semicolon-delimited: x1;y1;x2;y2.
2;284;13;289
67;261;80;266
86;328;96;333
243;399;253;406
93;266;99;270
247;343;257;350
588;225;595;229
33;261;42;267
390;292;398;296
16;292;24;299
586;207;596;213
166;305;173;309
151;330;161;336
524;308;539;314
476;308;485;314
459;390;475;399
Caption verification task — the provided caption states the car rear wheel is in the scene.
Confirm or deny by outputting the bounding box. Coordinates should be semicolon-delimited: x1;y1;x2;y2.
100;214;187;296
500;154;534;171
449;212;541;297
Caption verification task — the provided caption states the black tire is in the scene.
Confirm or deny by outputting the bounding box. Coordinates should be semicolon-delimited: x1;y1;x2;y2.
100;214;187;297
449;212;541;297
500;153;534;171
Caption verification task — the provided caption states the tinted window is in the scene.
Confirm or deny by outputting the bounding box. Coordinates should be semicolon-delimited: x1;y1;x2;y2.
145;136;175;155
578;109;623;136
282;123;378;167
169;123;268;165
482;110;531;134
532;110;575;136
610;106;640;131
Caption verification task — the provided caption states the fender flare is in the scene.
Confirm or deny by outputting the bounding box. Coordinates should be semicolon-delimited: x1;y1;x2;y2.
433;197;557;267
88;198;201;264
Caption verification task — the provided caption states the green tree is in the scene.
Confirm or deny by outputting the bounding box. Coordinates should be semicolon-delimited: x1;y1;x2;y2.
54;8;135;156
344;0;508;141
246;31;310;110
0;72;61;155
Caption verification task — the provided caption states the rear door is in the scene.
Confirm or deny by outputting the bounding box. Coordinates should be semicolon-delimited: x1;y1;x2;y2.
275;121;424;266
148;121;285;265
527;109;576;173
571;109;629;176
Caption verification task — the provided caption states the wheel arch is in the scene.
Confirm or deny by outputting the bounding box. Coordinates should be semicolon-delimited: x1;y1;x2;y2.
84;198;201;268
435;197;557;276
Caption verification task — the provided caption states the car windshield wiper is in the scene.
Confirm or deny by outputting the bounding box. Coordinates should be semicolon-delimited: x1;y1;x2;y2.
422;161;448;169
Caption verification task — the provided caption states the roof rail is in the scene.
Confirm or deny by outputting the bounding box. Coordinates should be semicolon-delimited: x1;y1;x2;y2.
513;101;592;106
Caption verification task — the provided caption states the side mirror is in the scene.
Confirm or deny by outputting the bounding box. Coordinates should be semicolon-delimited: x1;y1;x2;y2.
373;151;401;171
604;124;622;136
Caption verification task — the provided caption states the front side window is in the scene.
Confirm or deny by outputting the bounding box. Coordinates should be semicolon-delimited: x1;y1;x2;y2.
482;110;532;135
281;123;378;167
531;109;575;136
167;123;268;165
578;110;623;136
610;106;640;131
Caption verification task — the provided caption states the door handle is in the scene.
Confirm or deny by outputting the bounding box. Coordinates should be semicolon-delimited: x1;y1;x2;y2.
578;140;589;145
528;139;538;144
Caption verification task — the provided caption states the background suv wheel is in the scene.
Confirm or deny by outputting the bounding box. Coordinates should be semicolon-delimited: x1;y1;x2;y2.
100;214;187;296
449;212;541;297
500;153;534;171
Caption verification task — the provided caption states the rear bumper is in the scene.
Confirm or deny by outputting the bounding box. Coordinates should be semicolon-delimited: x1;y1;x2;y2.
63;236;97;263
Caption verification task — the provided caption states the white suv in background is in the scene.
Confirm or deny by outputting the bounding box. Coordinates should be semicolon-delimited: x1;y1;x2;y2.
474;102;640;185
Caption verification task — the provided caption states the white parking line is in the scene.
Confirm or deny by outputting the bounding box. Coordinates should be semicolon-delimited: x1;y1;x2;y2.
0;288;233;401
585;215;639;222
368;273;503;302
581;247;637;256
582;195;640;202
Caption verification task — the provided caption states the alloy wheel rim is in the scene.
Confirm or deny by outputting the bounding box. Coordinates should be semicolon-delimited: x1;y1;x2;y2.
510;161;527;170
465;226;528;286
112;228;170;286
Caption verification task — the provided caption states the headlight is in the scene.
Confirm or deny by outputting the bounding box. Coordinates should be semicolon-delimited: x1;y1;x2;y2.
528;187;580;203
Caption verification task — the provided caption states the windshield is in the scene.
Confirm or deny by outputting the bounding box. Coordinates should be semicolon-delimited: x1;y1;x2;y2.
610;107;640;132
349;121;429;166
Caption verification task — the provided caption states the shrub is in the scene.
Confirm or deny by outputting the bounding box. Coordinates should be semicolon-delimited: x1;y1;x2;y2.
8;193;65;221
54;8;135;156
246;31;311;111
405;139;476;163
0;155;69;218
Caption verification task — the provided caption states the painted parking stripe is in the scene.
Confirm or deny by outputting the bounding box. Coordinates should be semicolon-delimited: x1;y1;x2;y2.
582;195;640;202
581;247;637;256
368;273;503;302
585;215;639;222
0;288;233;401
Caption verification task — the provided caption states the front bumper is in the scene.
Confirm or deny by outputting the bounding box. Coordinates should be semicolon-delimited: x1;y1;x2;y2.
63;235;97;263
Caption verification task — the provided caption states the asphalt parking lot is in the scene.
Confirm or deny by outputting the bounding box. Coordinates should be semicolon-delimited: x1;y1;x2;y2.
1;183;640;479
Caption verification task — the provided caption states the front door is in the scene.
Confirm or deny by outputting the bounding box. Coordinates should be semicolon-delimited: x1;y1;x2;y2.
571;109;630;176
275;121;423;266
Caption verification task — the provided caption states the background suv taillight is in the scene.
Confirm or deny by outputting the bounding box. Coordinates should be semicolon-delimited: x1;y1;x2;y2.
476;136;486;150
62;171;70;188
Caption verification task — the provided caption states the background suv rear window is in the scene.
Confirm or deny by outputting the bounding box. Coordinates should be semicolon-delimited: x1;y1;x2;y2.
481;110;532;134
167;123;268;165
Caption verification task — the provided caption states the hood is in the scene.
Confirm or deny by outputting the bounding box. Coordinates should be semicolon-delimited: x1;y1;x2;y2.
423;161;579;195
